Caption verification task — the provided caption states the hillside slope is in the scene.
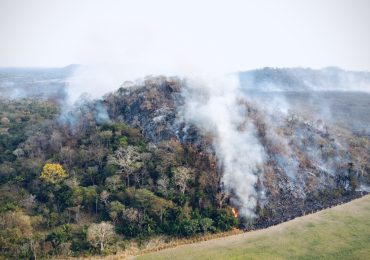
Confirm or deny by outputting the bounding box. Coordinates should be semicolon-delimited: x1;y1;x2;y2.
0;69;369;258
137;194;370;260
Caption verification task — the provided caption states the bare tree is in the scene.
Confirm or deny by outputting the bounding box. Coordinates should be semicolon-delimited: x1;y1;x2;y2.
99;130;113;148
122;207;145;227
100;190;110;206
21;194;36;211
49;130;63;152
86;222;115;251
60;146;76;168
157;174;170;196
215;192;228;208
108;146;143;187
173;166;192;194
0;116;10;125
12;148;25;158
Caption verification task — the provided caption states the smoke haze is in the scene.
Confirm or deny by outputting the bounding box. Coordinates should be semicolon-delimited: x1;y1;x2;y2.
1;0;370;217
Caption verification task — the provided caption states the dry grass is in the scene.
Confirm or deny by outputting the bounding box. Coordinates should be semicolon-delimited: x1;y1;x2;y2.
71;229;242;260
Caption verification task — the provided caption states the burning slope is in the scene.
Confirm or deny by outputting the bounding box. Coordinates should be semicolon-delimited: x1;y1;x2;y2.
104;73;370;225
2;67;369;225
0;68;369;259
181;76;265;217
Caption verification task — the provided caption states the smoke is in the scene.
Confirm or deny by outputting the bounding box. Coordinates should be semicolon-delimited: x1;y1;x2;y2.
240;67;370;134
65;64;144;105
94;102;111;124
1;0;369;220
61;63;270;217
181;75;265;217
58;92;111;129
239;67;370;92
55;65;370;216
234;67;370;202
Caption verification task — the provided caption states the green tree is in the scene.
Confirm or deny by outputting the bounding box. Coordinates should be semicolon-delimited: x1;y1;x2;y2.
108;201;124;226
199;218;214;233
179;219;199;237
131;188;173;222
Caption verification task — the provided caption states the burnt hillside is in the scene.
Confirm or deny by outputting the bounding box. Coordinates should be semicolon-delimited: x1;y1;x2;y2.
0;71;369;258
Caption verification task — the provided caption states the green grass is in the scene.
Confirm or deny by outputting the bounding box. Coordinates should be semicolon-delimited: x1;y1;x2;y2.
137;195;370;260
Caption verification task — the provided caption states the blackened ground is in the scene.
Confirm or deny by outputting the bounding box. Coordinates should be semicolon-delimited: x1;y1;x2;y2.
246;191;368;231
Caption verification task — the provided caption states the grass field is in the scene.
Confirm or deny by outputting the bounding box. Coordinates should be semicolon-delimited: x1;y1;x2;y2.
136;195;370;260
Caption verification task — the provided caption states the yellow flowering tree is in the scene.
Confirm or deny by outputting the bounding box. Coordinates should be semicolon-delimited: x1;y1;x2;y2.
40;163;68;184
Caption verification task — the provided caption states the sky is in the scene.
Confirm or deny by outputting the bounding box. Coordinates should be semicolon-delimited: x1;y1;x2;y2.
0;0;370;74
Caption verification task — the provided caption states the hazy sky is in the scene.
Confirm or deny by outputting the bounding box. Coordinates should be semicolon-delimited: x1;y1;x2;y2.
1;0;370;73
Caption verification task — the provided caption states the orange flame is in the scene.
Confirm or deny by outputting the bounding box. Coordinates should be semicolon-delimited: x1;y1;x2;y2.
231;207;239;218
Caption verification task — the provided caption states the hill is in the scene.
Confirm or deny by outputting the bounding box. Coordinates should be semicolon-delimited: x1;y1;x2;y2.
0;69;369;258
137;194;370;259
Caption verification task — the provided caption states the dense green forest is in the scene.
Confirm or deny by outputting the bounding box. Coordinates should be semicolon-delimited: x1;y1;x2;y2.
0;96;237;258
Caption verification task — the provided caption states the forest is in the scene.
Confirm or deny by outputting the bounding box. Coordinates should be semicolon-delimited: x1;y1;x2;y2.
0;75;369;258
0;94;237;258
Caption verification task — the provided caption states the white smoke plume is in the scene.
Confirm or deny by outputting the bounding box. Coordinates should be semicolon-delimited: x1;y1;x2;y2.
63;62;269;217
182;75;265;217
